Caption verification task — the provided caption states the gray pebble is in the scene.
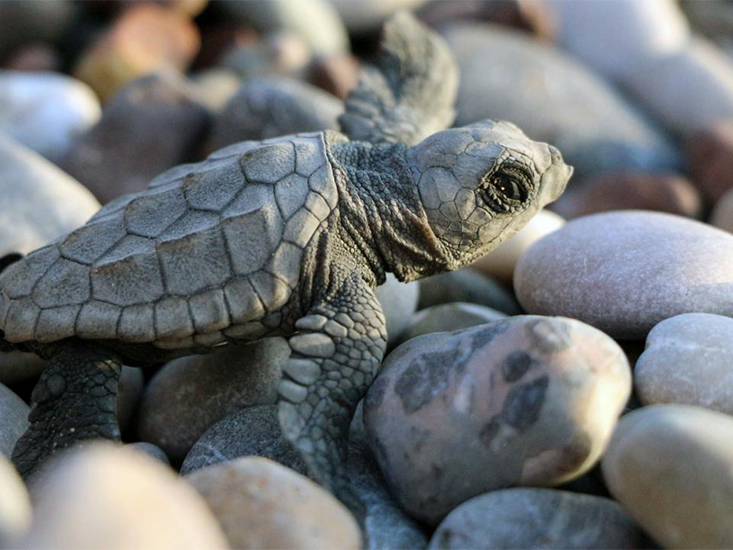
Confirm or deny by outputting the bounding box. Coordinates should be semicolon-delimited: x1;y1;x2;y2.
0;383;28;459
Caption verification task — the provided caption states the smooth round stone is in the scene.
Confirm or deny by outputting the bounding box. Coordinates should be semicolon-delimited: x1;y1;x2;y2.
635;313;733;414
126;442;170;465
219;32;312;82
185;457;361;550
190;68;241;112
444;23;682;182
471;209;565;286
0;383;29;459
73;3;201;101
687;122;733;203
401;302;507;343
515;211;733;339
375;273;420;348
180;404;306;476
137;338;287;463
330;0;430;33
602;405;733;549
364;316;631;524
0;71;100;163
0;134;100;257
551;172;703;220
0;453;31;548
418;270;521;315
21;443;227;550
711;187;733;233
348;440;428;550
208;77;341;151
61;71;210;204
429;488;652;550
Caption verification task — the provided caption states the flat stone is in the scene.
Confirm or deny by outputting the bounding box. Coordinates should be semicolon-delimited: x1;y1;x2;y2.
602;404;733;549
0;453;31;548
551;172;703;220
635;313;733;414
60;72;210;204
185;457;360;550
20;443;227;549
375;273;420;348
136;338;287;463
0;383;29;459
471;209;565;286
364;316;631;524
0;71;100;163
208;77;342;151
444;23;682;182
181;404;306;476
428;488;652;550
515;211;733;339
73;3;200;101
401;302;506;343
418;270;521;315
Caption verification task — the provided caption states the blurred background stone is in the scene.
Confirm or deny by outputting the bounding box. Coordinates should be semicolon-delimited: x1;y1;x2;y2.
375;273;420;348
0;383;29;459
0;454;31;549
550;172;703;220
687;122;733;203
443;23;682;183
61;71;210;203
73;3;201;101
0;1;74;64
710;187;733;233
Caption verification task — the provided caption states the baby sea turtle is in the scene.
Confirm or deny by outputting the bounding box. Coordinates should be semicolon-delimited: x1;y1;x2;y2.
0;13;572;511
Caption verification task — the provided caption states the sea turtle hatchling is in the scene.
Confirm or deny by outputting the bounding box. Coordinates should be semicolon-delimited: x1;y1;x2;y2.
0;14;572;511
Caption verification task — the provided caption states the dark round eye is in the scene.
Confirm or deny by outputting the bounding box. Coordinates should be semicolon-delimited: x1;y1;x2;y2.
490;174;528;203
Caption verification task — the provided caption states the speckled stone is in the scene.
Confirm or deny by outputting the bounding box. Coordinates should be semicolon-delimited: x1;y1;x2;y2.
444;23;682;182
428;488;652;550
208;77;341;151
375;273;420;348
471;209;565;286
401;302;507;343
602;405;733;549
0;453;31;548
551;172;703;220
419;270;521;315
515;211;733;339
0;71;100;163
635;313;733;414
60;72;210;204
0;383;29;459
185;457;361;550
364;316;631;524
20;443;228;549
137;339;287;463
711;187;733;233
180;404;306;476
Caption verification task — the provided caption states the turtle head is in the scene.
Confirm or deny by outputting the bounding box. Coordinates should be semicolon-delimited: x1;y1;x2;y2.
406;119;572;268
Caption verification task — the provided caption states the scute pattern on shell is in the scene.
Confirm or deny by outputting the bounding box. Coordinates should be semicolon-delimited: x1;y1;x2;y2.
0;133;337;348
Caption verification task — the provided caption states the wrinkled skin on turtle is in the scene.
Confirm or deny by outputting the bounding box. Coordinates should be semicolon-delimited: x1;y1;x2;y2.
0;13;572;527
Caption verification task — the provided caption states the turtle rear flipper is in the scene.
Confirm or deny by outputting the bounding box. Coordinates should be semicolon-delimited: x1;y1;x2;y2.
339;11;458;147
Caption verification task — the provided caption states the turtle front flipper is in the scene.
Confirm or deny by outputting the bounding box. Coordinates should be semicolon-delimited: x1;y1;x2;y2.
12;342;122;479
278;272;386;519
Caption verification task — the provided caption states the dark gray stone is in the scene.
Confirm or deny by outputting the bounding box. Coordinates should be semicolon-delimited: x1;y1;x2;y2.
418;270;521;315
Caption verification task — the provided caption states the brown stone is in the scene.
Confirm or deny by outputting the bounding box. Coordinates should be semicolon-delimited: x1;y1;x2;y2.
186;457;361;550
73;3;200;101
710;186;733;232
309;53;360;99
551;172;703;219
687;121;733;202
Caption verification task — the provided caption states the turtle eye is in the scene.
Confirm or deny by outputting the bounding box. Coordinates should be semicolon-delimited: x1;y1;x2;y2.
479;167;531;211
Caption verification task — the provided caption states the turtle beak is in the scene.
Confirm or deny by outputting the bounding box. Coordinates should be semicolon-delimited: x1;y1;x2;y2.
541;145;573;204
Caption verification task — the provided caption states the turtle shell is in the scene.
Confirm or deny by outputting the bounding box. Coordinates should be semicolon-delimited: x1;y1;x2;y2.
0;133;338;349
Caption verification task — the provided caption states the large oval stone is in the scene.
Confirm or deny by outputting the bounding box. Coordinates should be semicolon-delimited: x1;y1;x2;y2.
635;313;733;414
602;405;733;549
428;488;652;550
515;211;733;339
364;316;631;524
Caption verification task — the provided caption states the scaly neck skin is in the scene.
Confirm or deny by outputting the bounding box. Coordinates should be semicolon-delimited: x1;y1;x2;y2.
325;133;453;284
